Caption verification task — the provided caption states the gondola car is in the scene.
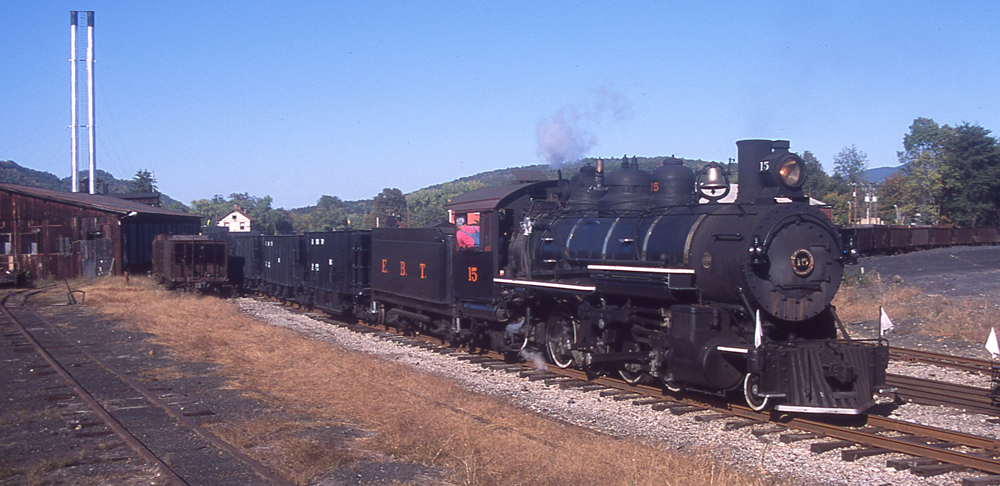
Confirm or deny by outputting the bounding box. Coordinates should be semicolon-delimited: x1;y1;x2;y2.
151;234;228;291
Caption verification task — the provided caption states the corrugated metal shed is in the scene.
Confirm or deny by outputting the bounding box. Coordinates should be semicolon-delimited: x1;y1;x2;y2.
0;183;201;280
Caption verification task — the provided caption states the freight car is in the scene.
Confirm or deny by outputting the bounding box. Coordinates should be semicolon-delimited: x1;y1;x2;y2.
842;224;1000;256
151;234;228;291
167;139;906;415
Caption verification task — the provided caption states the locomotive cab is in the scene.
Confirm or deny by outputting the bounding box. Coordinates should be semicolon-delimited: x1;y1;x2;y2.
369;176;556;345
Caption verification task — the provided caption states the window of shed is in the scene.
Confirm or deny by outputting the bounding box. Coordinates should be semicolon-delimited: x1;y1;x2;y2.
0;235;10;255
21;234;38;255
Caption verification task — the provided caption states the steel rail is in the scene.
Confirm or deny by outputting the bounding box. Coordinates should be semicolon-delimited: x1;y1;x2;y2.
0;294;189;486
888;373;998;416
890;347;993;375
6;296;297;486
21;304;296;486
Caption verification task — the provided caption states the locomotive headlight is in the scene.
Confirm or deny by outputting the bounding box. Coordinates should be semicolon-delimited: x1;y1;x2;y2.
776;155;805;189
759;152;806;191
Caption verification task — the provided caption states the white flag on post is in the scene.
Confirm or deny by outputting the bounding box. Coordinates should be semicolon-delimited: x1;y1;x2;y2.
879;307;894;337
754;309;763;348
986;328;1000;359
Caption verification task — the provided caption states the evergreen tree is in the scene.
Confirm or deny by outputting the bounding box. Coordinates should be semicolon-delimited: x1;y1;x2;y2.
129;169;157;193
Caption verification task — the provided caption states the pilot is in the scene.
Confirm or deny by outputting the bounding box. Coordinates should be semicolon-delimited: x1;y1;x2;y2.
456;216;480;249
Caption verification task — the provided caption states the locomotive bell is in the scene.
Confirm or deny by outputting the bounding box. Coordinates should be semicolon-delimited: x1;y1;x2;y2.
696;162;730;202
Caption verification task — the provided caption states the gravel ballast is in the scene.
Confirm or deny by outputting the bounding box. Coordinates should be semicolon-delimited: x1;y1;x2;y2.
236;298;1000;486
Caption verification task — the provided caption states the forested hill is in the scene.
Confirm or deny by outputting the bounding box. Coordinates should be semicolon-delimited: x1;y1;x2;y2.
0;160;186;210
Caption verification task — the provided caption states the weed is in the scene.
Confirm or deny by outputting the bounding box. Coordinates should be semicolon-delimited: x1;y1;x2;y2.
76;277;764;486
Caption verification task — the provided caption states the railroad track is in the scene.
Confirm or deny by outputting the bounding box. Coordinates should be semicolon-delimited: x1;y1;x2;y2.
888;373;1000;417
885;346;1000;417
270;301;1000;484
0;292;293;486
890;346;994;375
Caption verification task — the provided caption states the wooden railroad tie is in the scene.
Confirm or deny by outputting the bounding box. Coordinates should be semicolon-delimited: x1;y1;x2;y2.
811;440;855;454
842;447;893;461
723;419;761;431
962;475;1000;486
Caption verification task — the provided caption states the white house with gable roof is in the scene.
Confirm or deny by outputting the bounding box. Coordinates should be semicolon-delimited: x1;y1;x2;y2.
217;206;254;232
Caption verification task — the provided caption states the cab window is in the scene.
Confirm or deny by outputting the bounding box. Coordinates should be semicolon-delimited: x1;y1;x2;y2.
455;211;490;251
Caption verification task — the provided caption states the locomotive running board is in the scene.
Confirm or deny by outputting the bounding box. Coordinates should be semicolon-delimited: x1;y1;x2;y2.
586;265;694;275
493;278;596;292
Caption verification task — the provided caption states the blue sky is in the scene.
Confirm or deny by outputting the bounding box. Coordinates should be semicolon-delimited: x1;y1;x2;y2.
2;2;998;208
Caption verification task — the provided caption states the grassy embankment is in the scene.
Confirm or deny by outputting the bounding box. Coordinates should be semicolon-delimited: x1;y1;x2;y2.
834;272;997;343
75;277;763;486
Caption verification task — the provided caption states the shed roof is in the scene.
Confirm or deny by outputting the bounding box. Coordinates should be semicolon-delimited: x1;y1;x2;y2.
0;183;199;219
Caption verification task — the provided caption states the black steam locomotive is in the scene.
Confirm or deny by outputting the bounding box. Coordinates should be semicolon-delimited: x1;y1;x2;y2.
184;139;890;415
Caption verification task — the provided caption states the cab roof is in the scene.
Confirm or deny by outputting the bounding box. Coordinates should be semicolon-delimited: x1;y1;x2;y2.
443;180;557;213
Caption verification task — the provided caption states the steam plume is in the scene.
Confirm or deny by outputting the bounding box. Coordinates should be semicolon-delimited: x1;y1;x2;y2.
535;85;633;168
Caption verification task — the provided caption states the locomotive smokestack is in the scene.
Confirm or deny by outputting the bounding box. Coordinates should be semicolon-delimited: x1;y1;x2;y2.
736;139;775;203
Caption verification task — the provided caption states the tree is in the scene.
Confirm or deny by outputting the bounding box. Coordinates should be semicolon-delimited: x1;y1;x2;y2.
306;195;348;231
897;118;949;225
816;172;852;225
129;169;157;193
833;145;869;185
405;180;485;227
940;123;1000;227
364;188;407;228
800;150;830;199
189;192;293;235
877;172;907;224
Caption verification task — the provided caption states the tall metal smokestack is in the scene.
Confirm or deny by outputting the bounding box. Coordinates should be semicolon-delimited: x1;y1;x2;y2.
70;12;79;192
86;11;96;194
69;11;96;194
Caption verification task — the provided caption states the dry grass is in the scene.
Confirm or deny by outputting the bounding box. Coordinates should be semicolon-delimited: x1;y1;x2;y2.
72;276;765;486
209;415;357;484
834;272;998;343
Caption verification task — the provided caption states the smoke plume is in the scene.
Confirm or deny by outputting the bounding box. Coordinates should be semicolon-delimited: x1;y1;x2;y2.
536;85;633;168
